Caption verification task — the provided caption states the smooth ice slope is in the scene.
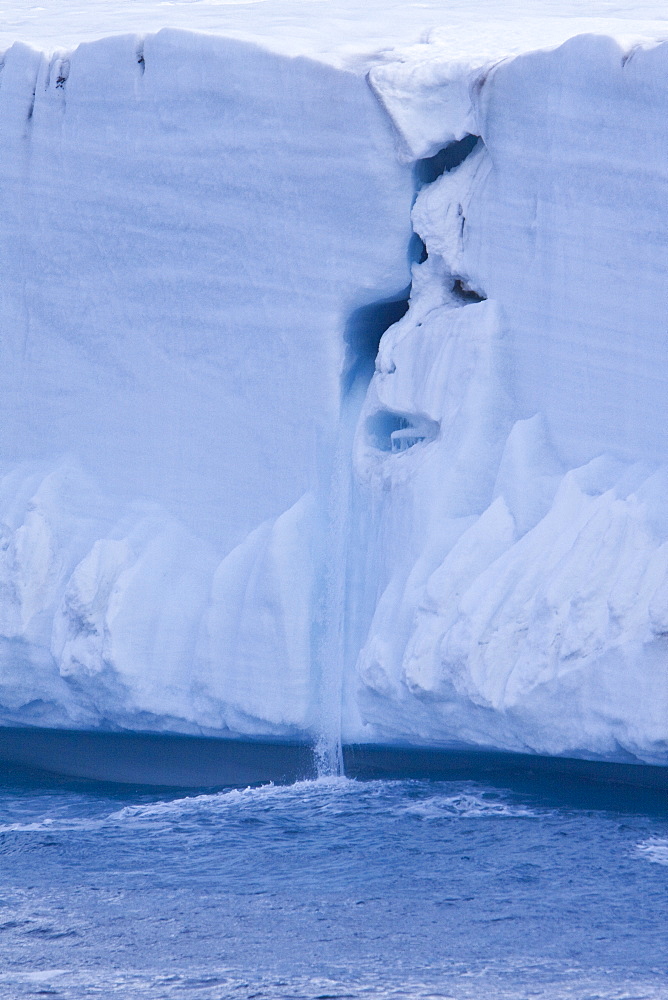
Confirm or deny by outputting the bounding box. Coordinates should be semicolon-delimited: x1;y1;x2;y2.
0;28;412;735
353;34;668;763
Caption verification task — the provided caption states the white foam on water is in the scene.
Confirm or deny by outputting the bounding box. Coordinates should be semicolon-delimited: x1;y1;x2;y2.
0;964;664;999
0;795;112;832
0;969;68;982
107;775;352;823
401;792;539;820
105;776;398;831
0;815;107;833
0;776;365;833
0;778;542;832
635;837;668;866
104;777;540;830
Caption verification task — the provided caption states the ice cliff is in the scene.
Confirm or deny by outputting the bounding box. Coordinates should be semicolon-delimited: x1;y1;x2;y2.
1;13;667;764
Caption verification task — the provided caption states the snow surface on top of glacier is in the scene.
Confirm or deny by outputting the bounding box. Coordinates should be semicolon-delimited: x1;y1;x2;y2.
2;0;668;68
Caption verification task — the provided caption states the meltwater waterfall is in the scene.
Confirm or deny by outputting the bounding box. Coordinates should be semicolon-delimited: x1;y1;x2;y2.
314;281;413;776
314;377;367;777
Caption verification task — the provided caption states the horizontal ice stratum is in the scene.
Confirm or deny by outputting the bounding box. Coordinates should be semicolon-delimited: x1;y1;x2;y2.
1;2;668;764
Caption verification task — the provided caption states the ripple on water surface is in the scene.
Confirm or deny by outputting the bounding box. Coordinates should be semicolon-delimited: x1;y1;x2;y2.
0;774;667;999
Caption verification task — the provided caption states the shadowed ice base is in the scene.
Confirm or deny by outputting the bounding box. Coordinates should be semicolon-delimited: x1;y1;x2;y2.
0;727;668;800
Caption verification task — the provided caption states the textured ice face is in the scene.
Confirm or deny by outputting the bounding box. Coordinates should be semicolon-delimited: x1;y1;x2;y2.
0;29;413;736
353;34;668;763
1;17;668;763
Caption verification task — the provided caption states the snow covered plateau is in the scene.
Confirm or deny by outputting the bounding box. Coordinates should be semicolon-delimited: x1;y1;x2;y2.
1;1;668;766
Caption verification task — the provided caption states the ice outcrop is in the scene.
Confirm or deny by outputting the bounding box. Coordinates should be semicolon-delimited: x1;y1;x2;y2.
354;34;668;763
0;22;667;764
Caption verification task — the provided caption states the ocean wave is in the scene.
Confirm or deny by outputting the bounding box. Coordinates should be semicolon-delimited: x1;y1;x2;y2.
106;777;539;829
0;777;539;833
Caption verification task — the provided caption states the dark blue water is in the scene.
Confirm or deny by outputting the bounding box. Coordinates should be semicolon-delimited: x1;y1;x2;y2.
1;769;667;999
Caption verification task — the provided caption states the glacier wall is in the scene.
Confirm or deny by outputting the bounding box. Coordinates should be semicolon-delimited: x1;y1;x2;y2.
0;25;667;764
353;35;668;762
0;29;412;735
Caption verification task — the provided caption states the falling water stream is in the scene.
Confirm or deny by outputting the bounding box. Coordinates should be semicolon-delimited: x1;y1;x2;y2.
314;375;369;777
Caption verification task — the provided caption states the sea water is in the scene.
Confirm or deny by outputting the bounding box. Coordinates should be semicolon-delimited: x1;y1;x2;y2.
0;768;667;999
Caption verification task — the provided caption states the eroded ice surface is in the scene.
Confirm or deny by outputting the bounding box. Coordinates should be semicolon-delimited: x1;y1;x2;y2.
353;34;668;762
1;3;668;763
